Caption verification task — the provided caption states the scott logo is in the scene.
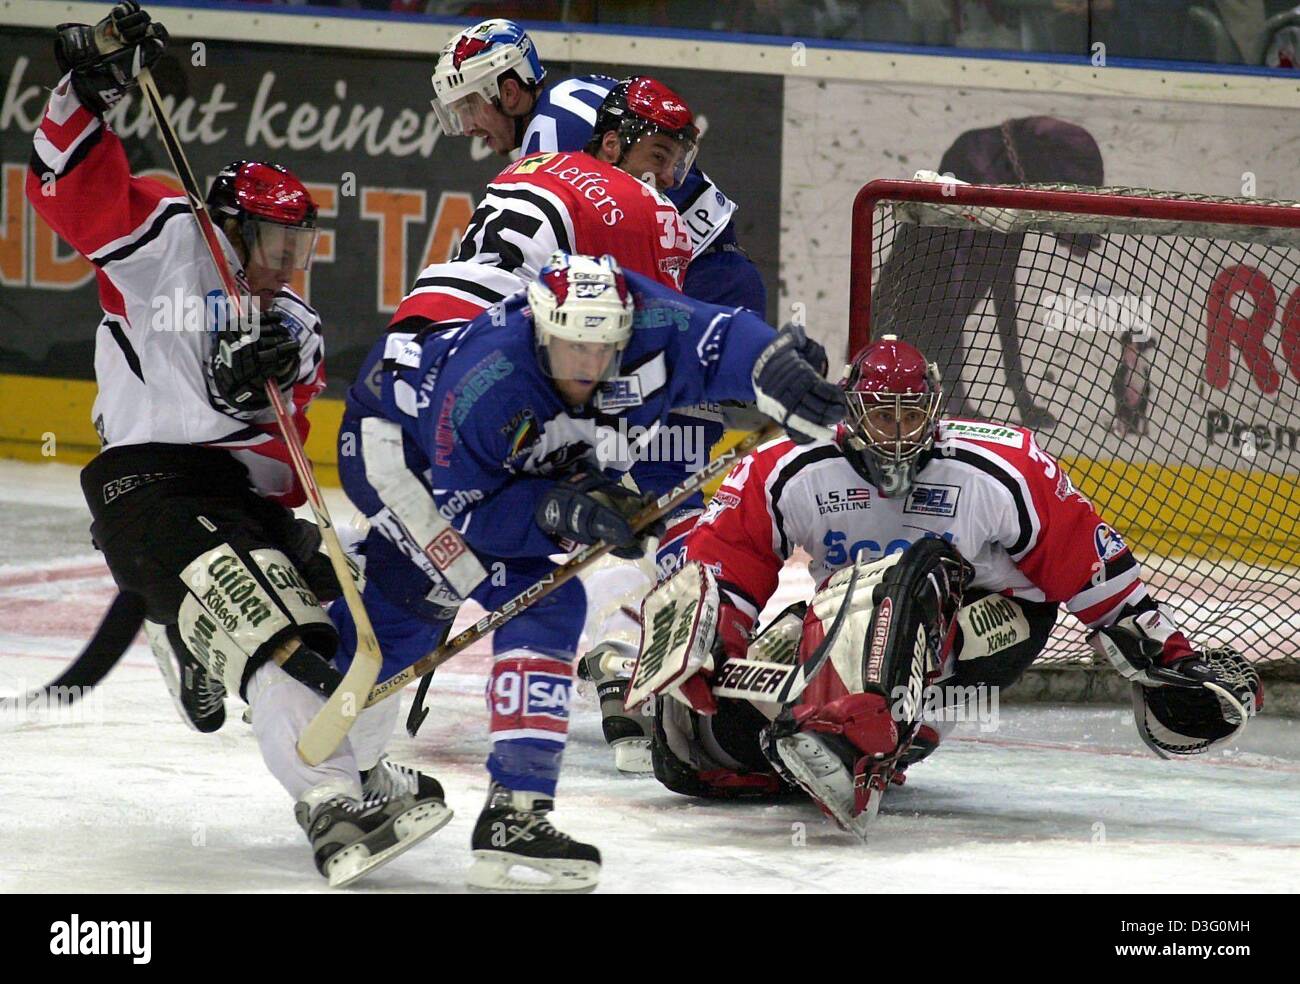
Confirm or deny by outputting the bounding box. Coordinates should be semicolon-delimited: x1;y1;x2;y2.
823;529;954;566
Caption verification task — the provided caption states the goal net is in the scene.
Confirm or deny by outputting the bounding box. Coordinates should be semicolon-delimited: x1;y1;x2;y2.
850;178;1300;707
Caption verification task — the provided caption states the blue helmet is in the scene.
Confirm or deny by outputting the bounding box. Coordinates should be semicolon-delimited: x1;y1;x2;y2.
431;19;546;136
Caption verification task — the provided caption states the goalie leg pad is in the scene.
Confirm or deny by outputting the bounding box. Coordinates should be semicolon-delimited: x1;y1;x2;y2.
626;560;720;712
177;542;338;699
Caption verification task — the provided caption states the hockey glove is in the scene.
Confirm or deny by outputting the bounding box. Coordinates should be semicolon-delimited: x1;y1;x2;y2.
752;324;846;444
1088;608;1262;757
536;471;665;560
55;2;169;116
211;308;301;412
282;516;343;603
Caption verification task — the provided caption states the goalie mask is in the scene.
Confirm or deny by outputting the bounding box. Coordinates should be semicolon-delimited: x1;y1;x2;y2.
527;252;635;385
206;161;319;274
837;335;943;498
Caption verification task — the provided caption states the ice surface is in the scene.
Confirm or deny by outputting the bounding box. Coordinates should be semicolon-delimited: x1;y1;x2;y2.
1;460;1296;893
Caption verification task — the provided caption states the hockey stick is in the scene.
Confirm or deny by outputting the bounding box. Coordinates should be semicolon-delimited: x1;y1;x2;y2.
362;424;783;709
134;68;382;766
404;622;450;737
0;592;145;711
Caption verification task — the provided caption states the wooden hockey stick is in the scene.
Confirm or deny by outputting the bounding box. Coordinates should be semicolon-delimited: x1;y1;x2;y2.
361;424;783;709
135;68;381;765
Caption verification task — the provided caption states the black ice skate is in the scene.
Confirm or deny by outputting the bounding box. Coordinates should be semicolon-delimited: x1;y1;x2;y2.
581;642;653;774
468;783;600;892
146;621;225;733
296;765;452;889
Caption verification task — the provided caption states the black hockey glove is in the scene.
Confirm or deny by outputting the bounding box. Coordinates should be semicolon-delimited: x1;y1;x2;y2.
211;308;301;412
752;323;846;444
55;2;169;116
281;517;343;603
536;471;666;560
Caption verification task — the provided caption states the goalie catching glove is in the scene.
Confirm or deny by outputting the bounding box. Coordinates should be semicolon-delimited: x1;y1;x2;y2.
1088;607;1262;757
55;2;168;116
751;324;846;444
536;470;666;560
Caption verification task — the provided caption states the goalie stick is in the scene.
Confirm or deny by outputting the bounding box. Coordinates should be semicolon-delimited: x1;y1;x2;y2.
0;592;145;711
133;64;381;766
359;425;784;711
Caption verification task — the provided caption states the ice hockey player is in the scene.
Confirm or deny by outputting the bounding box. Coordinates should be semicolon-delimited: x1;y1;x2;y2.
429;18;763;314
627;335;1262;839
27;2;451;887
331;251;843;889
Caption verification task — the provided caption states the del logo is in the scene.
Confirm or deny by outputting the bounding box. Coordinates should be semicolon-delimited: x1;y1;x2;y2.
815;487;872;515
596;375;643;410
904;484;960;517
525;671;571;719
1094;523;1128;562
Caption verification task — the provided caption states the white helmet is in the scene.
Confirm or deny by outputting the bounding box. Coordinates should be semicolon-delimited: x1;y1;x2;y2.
430;19;546;136
527;252;634;382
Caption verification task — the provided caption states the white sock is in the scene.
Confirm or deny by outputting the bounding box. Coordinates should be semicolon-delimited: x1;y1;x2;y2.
246;661;362;803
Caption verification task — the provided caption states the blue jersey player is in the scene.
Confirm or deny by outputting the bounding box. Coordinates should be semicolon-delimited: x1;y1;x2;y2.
332;252;842;890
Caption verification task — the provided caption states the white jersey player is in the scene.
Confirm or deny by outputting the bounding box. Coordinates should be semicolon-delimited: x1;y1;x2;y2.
628;336;1262;838
27;2;450;886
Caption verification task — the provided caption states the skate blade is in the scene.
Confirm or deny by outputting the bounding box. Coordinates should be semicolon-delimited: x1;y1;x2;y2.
326;802;453;889
613;739;653;775
466;851;600;893
775;735;876;843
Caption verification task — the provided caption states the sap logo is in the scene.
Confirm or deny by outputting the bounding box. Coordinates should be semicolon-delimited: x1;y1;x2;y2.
904;484;960;517
575;282;608;298
525;672;571;719
1093;523;1129;562
823;529;954;566
815;488;871;515
595;376;643;411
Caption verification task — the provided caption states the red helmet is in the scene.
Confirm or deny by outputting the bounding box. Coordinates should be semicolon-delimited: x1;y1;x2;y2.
206;161;319;272
838;335;943;497
586;76;699;188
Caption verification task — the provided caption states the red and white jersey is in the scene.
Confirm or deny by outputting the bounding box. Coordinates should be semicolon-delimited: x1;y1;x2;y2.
687;419;1149;633
27;75;325;506
388;150;693;334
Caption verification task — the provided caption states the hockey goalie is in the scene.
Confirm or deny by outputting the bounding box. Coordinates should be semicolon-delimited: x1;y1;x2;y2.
626;336;1263;839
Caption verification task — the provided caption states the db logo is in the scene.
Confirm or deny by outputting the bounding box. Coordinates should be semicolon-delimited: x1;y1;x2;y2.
525;671;571;719
424;529;466;570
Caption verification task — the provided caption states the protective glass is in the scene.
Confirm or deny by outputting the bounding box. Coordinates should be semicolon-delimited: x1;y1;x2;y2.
243;218;319;273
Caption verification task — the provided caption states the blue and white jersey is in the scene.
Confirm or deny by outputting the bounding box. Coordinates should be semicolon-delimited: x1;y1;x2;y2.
345;268;775;560
521;74;739;257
